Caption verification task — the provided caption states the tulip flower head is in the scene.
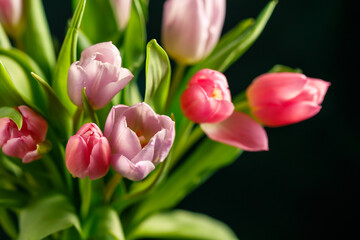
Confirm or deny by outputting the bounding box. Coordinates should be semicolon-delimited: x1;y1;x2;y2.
105;103;175;181
67;42;133;110
162;0;226;64
111;0;132;30
0;0;22;35
0;105;48;163
246;73;330;127
181;69;234;123
65;123;111;180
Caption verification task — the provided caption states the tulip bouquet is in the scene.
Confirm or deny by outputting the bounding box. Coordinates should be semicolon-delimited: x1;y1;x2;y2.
0;0;329;239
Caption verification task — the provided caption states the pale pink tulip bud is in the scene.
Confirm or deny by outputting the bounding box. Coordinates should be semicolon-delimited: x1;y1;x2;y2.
67;42;133;110
111;0;132;30
65;123;111;180
180;69;234;123
246;73;330;127
104;103;175;181
0;0;22;33
162;0;226;64
0;105;48;163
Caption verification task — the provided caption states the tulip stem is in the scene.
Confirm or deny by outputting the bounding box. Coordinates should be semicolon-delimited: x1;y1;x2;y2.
166;63;186;112
104;174;123;203
80;177;92;219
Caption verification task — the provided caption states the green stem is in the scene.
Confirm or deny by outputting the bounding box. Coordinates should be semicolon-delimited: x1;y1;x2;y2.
104;174;123;203
43;155;65;192
0;208;17;239
80;177;91;219
166;63;186;112
73;107;83;132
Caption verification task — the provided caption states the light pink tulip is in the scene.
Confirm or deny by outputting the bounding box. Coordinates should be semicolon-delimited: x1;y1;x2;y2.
65;123;111;180
246;73;330;127
111;0;132;30
162;0;226;64
181;69;234;123
0;105;48;163
0;0;22;32
104;103;175;181
67;42;133;110
201;111;268;151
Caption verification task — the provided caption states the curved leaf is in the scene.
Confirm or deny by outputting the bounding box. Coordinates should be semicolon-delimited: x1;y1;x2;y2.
0;23;10;48
0;61;25;107
0;106;23;130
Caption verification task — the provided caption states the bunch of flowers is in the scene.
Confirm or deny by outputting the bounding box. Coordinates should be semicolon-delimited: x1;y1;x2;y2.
0;0;329;239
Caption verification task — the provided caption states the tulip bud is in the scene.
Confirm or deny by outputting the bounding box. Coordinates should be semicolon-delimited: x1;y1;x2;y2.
67;42;133;110
0;0;22;35
111;0;132;30
246;73;330;127
180;69;234;123
104;103;175;181
162;0;226;64
0;105;48;163
65;123;111;180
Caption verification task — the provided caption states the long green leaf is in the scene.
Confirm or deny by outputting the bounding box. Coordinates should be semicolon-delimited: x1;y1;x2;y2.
145;39;171;113
0;106;23;130
0;188;27;207
0;61;25;107
52;0;87;115
129;139;242;230
0;23;11;48
84;206;125;240
129;210;238;240
21;0;56;79
18;194;82;240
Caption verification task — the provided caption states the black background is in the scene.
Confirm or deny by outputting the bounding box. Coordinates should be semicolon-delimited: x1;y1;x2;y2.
3;0;359;239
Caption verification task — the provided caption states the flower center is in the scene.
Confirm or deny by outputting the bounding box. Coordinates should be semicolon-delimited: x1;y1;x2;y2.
211;88;223;100
135;129;149;148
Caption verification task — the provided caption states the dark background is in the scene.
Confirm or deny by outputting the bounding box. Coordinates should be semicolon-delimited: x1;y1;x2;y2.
20;0;360;239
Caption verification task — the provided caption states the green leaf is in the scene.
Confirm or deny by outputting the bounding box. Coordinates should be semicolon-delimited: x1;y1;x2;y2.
21;0;56;79
0;106;23;130
18;194;82;240
122;0;146;73
53;0;86;115
0;208;17;239
268;64;303;73
0;23;11;48
144;39;171;113
81;87;99;125
129;139;242;229
129;210;238;240
0;61;25;107
31;72;72;139
84;206;125;240
72;0;118;43
0;188;27;207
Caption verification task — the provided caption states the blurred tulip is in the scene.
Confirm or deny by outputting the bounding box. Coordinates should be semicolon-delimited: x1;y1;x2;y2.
162;0;225;64
67;42;133;110
0;0;22;35
65;123;111;180
111;0;132;30
246;72;330;127
105;103;175;181
0;105;48;163
201;111;268;151
181;69;234;123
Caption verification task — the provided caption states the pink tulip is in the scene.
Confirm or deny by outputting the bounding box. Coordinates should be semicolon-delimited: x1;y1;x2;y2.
0;105;48;163
180;69;234;123
104;103;175;181
111;0;132;30
67;42;133;110
246;73;330;127
0;0;22;33
162;0;226;64
201;111;268;151
65;123;111;180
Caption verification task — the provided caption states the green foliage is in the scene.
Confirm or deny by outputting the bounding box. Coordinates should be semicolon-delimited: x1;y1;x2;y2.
0;106;23;130
268;64;303;73
0;61;25;107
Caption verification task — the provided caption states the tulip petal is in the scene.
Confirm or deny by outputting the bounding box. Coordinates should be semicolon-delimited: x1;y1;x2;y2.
2;135;36;159
201;112;268;151
88;137;111;180
67;62;88;107
0;118;10;146
65;135;90;179
81;42;121;66
22;149;41;163
112;154;155;181
307;78;330;104
18;106;48;142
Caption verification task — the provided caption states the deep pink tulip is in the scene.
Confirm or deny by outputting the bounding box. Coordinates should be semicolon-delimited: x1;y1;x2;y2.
0;105;48;163
104;103;175;181
65;123;111;180
246;73;330;127
111;0;132;30
201;111;268;151
0;0;22;33
162;0;225;64
67;42;133;110
181;69;234;123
